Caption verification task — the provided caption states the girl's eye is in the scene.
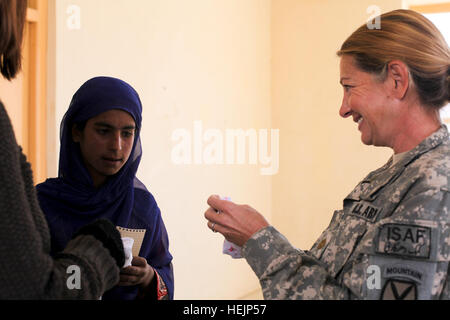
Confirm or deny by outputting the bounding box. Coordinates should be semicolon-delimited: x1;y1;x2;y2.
97;129;108;135
122;131;133;138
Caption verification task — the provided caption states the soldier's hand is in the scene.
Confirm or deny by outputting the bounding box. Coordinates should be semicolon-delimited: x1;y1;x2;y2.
204;195;270;247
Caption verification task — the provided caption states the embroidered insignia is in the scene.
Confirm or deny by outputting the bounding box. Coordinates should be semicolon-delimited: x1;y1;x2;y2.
383;264;424;284
348;201;381;222
317;239;327;250
376;224;431;259
381;279;417;300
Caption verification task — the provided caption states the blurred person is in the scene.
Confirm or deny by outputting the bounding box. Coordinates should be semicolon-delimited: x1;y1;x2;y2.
205;9;450;300
0;0;125;299
36;77;174;300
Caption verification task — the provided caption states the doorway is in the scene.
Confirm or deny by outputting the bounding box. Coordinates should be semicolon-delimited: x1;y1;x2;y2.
0;0;48;184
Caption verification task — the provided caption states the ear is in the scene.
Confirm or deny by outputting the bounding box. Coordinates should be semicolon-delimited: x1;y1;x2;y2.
72;124;82;143
386;60;410;100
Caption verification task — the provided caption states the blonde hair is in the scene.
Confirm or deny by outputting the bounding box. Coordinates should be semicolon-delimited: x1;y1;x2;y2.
337;9;450;109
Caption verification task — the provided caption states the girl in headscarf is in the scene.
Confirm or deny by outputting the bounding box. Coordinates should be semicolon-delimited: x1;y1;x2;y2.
36;76;174;300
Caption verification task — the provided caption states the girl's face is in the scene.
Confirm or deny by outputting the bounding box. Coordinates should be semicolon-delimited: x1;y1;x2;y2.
72;109;136;187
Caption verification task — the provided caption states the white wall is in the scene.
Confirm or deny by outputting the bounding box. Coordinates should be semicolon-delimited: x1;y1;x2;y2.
48;0;444;300
49;0;271;299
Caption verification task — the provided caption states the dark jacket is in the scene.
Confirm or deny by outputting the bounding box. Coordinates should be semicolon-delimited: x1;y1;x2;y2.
0;101;119;299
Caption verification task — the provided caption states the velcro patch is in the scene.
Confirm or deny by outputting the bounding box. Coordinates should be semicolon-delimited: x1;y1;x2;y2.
348;201;382;222
381;279;417;300
383;264;424;284
376;224;431;259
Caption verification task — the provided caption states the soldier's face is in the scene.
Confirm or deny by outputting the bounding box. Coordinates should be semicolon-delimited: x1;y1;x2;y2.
339;55;397;148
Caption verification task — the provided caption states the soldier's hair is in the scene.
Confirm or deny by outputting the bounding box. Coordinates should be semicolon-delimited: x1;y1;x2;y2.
337;9;450;110
0;0;28;80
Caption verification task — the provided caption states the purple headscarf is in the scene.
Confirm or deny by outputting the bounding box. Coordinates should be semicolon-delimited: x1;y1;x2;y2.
37;77;174;300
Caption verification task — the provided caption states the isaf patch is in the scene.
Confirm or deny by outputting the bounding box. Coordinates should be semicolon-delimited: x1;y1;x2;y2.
376;224;431;259
381;279;417;300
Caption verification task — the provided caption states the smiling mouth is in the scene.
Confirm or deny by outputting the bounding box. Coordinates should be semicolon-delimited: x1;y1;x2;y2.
353;114;363;123
352;115;364;131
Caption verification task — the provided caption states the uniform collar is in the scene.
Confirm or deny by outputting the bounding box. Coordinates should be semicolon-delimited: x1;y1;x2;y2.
345;125;448;202
389;124;449;169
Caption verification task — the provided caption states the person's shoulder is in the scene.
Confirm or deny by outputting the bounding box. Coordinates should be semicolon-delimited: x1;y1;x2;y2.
0;100;7;116
133;178;160;212
36;178;64;192
130;179;163;229
0;102;18;147
133;178;156;200
408;141;450;189
0;101;13;130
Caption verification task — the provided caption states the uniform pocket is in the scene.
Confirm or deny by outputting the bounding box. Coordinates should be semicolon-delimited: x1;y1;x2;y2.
309;210;343;260
344;166;405;203
321;215;368;278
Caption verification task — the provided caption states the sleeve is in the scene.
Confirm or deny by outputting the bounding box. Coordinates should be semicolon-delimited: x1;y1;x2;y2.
440;271;450;299
0;105;119;299
145;196;174;300
154;269;169;300
137;268;169;300
243;185;450;300
243;226;350;300
366;186;450;300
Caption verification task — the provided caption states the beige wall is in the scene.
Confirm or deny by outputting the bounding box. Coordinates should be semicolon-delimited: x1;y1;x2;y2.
404;0;450;6
270;0;400;255
47;0;444;300
49;0;271;299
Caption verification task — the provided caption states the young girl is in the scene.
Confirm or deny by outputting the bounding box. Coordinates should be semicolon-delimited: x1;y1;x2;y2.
37;77;174;300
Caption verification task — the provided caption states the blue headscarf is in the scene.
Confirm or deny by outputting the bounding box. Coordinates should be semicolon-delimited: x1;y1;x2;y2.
36;77;174;300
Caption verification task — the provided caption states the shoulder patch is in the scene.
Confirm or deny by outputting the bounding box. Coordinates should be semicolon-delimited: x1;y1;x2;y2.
381;279;417;300
383;264;424;284
376;223;431;259
348;201;382;222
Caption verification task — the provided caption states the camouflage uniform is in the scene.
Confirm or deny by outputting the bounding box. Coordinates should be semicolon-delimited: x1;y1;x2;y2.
243;125;450;300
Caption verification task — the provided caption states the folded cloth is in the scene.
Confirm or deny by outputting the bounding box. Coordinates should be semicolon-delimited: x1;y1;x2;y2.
223;239;243;259
72;218;125;268
220;197;243;259
122;237;134;267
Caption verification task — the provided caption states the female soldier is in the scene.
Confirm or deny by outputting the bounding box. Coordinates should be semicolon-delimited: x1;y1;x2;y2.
205;9;450;300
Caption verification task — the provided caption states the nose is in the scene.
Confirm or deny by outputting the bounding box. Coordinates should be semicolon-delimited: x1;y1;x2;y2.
339;95;352;119
109;131;122;151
